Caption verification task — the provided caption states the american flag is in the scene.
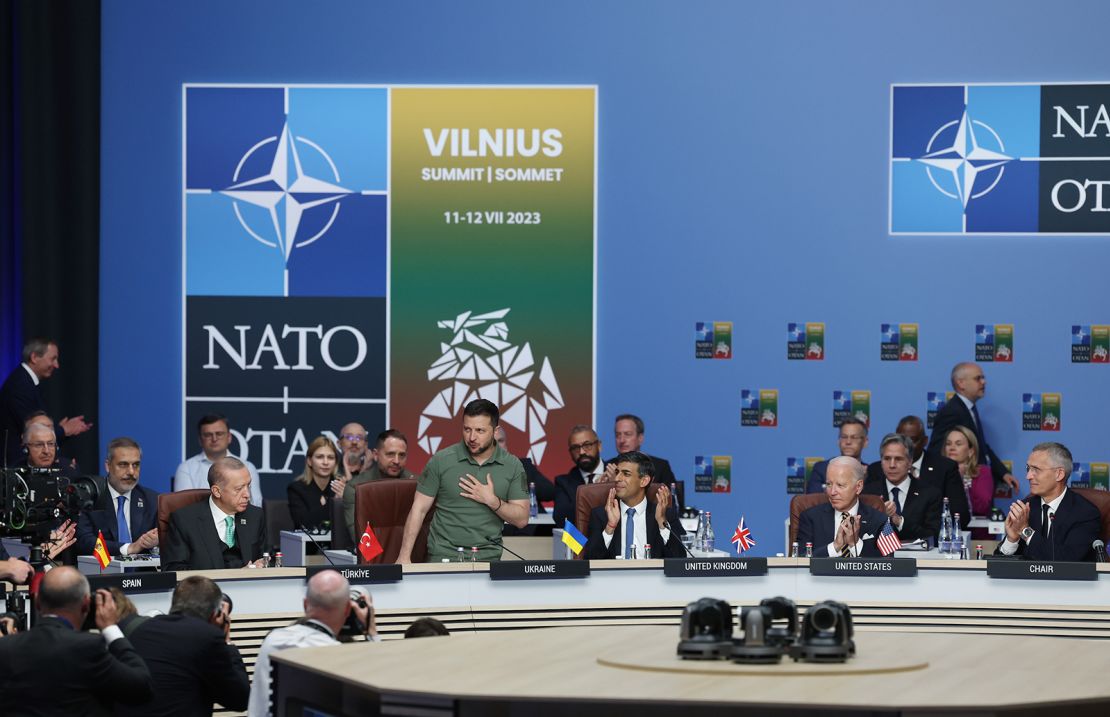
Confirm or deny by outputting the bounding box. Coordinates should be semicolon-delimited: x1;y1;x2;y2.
876;518;902;557
731;516;756;553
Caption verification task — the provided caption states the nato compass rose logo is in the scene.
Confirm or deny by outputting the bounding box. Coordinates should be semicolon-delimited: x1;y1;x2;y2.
915;110;1011;210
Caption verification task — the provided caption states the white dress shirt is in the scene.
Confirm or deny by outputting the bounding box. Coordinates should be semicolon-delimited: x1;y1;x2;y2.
601;496;671;557
578;460;606;484
999;489;1068;555
21;363;39;386
248;620;338;717
826;500;863;557
174;452;263;506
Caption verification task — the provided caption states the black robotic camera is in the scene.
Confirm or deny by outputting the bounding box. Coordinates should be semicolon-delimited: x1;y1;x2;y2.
731;596;797;664
790;600;855;663
677;597;733;660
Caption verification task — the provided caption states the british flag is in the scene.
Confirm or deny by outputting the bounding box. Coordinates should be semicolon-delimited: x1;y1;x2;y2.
876;518;902;557
731;516;756;553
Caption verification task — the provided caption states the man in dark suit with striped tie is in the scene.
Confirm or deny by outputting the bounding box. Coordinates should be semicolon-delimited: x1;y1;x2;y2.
797;457;887;558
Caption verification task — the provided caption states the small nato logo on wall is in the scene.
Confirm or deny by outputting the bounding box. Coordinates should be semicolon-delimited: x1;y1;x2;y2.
833;390;870;428
695;321;732;359
1071;462;1109;490
786;457;824;495
1071;324;1110;363
975;324;1013;362
741;389;779;427
880;323;918;361
892;83;1110;234
694;455;732;493
787;322;824;360
1022;392;1061;431
926;391;953;429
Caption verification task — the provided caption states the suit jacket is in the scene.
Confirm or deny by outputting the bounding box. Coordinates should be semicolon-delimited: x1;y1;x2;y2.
0;616;153;716
582;501;686;559
866;454;969;529
0;365;65;466
862;477;942;543
76;483;160;556
162;500;267;571
605;454;676;486
795;501;888;558
993;490;1102;562
926;397;1008;485
116;613;249;717
552;466;597;529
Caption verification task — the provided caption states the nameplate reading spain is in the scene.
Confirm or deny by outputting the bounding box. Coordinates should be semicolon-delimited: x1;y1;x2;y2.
987;560;1096;581
809;558;916;577
87;572;178;594
489;560;589;581
663;557;768;578
305;564;402;584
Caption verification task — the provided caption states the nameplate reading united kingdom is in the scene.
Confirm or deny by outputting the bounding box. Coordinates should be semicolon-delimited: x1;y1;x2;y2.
809;557;917;577
986;559;1096;581
306;564;402;584
488;560;589;581
663;557;768;578
87;572;178;594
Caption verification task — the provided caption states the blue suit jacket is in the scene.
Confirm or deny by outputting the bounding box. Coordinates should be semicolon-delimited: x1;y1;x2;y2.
993;490;1101;562
795;501;888;557
76;483;160;556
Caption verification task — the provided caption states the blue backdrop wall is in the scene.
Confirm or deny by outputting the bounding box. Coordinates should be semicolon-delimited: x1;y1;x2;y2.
101;1;1110;554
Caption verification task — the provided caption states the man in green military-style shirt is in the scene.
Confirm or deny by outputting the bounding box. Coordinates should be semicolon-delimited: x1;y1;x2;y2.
397;399;529;562
341;429;416;541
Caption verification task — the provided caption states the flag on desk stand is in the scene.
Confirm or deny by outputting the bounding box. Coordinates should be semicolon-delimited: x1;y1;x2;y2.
561;520;587;556
359;522;384;562
731;516;756;554
93;530;111;570
876;518;902;556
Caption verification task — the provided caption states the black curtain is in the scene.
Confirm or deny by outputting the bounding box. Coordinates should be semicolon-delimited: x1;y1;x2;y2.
1;0;100;471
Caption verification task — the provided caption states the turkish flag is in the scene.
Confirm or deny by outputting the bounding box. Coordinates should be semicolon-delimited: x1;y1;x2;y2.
358;522;384;562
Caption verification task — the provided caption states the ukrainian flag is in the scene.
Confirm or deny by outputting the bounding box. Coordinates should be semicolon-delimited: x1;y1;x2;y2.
561;520;587;555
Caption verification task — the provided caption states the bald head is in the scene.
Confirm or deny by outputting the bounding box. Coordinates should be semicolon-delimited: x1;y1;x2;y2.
950;362;986;401
305;570;352;634
38;566;90;614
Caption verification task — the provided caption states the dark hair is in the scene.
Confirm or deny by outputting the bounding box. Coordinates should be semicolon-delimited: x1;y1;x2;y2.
106;436;141;461
197;413;228;433
405;617;450;638
896;415;924;431
568;424;596;438
463;399;499;427
22;337;55;364
613;451;655;480
208;456;247;487
838;416;868;436
376;429;408;448
170;576;224;621
614;414;645;434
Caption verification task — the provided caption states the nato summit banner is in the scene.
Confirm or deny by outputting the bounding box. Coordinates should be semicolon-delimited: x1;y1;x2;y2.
184;85;595;489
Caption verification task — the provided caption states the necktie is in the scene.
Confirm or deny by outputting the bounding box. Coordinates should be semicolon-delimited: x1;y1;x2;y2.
890;487;902;516
969;403;988;465
1041;504;1051;539
624;507;635;559
224;515;236;548
116;495;132;544
839;512;852;557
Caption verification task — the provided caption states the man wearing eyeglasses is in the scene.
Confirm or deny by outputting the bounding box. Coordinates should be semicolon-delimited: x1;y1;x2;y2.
173;414;263;507
19;421;80;477
995;442;1100;561
553;425;606;528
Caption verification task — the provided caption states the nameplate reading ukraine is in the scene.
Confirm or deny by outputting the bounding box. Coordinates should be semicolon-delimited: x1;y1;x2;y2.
663;557;768;578
809;557;917;577
305;564;402;584
987;559;1096;581
488;560;589;581
87;572;178;594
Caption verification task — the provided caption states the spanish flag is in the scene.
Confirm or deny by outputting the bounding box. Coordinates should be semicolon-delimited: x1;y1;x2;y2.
93;530;111;569
561;519;587;556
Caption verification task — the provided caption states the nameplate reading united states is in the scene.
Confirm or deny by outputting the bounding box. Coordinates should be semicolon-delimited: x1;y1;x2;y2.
87;572;178;594
663;557;768;578
306;564;402;584
488;560;590;581
986;559;1096;581
809;557;917;577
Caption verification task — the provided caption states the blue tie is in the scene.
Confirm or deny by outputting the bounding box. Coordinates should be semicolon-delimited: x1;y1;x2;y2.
969;403;988;465
624;507;636;559
116;495;132;544
891;487;902;516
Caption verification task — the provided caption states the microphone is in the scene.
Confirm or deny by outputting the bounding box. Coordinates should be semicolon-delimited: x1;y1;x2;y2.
1093;540;1108;563
484;535;529;561
298;525;336;566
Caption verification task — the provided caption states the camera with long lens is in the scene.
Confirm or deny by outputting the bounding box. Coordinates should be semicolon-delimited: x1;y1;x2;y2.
730;596;797;664
0;467;99;539
790;600;855;663
1;590;28;634
677;597;733;660
339;589;369;640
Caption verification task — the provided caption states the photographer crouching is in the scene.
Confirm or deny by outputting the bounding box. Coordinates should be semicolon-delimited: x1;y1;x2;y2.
248;569;378;717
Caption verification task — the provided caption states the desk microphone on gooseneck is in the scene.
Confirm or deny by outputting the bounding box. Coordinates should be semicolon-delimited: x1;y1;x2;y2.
298;525;336;566
1093;540;1108;564
482;535;530;561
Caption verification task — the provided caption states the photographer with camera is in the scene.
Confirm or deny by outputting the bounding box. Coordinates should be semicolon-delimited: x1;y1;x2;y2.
248;569;377;717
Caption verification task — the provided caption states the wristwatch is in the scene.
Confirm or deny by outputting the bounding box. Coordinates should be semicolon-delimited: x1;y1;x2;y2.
1020;526;1035;542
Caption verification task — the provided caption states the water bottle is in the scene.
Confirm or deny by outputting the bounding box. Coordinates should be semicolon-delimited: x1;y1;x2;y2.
805;542;813;558
790;541;799;558
951;514;965;560
470;546;478;562
262;552;271;568
703;511;715;553
456;546;465;562
528;482;538;518
694;511;707;551
939;497;953;557
643;544;652;560
274;552;283;568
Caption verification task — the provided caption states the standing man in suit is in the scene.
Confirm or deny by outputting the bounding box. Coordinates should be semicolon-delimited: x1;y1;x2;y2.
76;437;160;556
553;425;606;528
0;337;93;466
605;414;676;487
796;457;887;558
0;566;153;715
866;416;969;529
863;433;943;544
996;442;1101;561
119;575;249;717
927;362;1020;492
805;417;869;494
583;451;685;559
162;457;268;571
174;414;263;507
